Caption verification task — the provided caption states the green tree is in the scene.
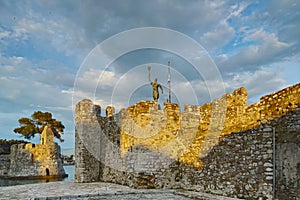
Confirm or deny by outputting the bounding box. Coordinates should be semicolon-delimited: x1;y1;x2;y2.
14;111;64;142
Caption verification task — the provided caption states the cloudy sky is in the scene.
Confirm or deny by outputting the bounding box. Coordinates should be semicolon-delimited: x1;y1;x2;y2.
0;0;299;149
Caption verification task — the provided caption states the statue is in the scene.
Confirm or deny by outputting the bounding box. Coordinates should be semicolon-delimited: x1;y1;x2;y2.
148;66;163;102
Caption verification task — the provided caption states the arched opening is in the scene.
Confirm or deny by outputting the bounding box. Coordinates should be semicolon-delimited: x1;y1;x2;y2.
46;168;50;176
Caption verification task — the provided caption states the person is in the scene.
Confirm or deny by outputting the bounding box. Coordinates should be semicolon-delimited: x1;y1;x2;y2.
148;66;163;102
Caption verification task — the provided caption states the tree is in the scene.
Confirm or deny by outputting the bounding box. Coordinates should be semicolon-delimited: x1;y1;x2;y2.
14;111;64;142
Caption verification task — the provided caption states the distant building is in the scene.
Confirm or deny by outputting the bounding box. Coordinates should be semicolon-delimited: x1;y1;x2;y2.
0;126;66;178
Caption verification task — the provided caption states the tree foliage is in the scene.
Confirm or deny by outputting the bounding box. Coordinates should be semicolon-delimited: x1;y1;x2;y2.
14;111;64;142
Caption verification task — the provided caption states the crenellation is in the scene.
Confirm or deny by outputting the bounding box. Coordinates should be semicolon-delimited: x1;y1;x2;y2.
259;83;300;122
183;104;200;114
106;106;115;117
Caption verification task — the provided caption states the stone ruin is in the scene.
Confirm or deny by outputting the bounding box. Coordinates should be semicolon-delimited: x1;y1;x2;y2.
0;126;66;178
75;83;300;199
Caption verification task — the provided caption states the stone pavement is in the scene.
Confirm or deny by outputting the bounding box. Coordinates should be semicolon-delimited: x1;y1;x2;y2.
0;181;242;200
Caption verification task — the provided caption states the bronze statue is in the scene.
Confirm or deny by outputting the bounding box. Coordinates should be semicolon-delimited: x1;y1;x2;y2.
148;66;163;102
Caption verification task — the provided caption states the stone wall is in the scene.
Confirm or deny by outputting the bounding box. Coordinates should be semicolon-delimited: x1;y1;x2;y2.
178;125;274;199
118;83;299;168
271;108;300;199
9;142;65;177
1;126;65;177
9;143;39;176
74;99;101;182
0;155;10;176
97;124;275;199
75;83;300;199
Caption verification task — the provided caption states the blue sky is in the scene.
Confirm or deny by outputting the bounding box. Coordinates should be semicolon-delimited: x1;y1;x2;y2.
0;0;299;149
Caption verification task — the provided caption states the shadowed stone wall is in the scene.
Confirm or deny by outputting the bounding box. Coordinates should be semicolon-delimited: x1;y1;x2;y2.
176;125;275;199
272;108;300;199
74;99;101;182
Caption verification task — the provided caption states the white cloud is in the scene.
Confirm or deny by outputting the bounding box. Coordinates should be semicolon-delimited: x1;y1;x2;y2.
0;55;75;88
1;0;239;59
227;2;249;19
226;69;286;102
200;21;235;50
192;79;228;103
0;69;74;142
245;28;288;49
1;7;91;58
15;18;56;36
220;28;289;71
0;28;10;39
0;76;72;112
74;68;118;93
0;55;74;123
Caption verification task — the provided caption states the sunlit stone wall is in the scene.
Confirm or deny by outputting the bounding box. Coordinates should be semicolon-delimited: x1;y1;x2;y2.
119;83;299;168
75;83;300;199
8;126;65;177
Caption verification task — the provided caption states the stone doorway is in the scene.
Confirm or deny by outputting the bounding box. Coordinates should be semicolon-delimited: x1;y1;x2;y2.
46;168;50;176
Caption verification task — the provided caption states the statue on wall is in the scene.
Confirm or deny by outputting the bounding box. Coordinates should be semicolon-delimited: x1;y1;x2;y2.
148;66;163;102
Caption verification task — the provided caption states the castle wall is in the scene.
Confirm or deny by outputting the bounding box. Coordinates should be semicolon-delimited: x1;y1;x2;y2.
75;83;300;199
8;142;65;177
1;126;65;177
75;99;101;182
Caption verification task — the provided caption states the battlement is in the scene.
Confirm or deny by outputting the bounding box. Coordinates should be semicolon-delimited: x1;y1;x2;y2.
75;83;300;199
76;83;300;167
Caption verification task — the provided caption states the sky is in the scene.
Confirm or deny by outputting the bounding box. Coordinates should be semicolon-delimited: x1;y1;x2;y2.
0;0;299;149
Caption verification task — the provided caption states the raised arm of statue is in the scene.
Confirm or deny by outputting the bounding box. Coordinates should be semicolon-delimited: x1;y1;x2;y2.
147;66;152;83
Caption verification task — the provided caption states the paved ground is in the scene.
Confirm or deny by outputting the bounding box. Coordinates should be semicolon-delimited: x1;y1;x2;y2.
0;181;241;200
